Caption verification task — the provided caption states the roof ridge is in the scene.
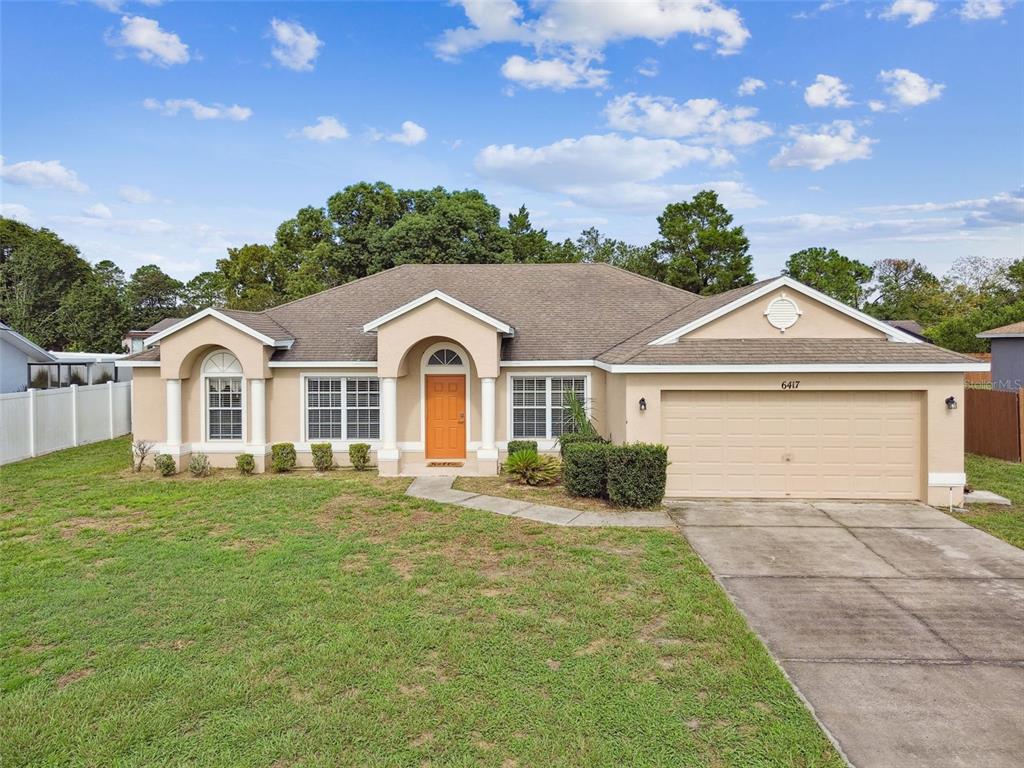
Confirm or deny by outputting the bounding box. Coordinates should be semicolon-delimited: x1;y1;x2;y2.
587;262;702;299
594;294;704;361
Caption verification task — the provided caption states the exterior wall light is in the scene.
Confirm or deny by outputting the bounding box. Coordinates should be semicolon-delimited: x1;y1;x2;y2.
639;397;647;411
945;396;958;410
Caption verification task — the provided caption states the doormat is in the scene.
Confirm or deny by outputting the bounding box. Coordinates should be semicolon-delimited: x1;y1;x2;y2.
427;461;464;468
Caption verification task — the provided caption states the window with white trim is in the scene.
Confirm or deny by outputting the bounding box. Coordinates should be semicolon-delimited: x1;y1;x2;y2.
204;351;243;441
306;377;380;440
511;376;586;439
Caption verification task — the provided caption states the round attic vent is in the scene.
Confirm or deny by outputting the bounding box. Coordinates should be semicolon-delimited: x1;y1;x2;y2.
764;295;802;332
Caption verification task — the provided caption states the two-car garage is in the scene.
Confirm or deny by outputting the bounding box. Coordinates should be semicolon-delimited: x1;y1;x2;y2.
661;389;923;500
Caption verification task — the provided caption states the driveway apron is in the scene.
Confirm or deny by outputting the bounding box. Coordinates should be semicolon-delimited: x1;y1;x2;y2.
673;499;1024;768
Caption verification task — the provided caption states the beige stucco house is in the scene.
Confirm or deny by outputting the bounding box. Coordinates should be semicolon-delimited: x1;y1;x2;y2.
118;263;987;505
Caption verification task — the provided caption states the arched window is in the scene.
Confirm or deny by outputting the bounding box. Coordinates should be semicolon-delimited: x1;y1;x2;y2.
427;348;463;366
203;351;243;440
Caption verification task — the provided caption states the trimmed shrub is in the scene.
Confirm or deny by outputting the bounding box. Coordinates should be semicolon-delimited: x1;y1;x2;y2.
558;431;606;457
154;454;176;477
236;453;255;475
506;440;538;456
349;443;371;471
271;442;297;473
563;442;610;498
188;453;211;477
504;450;561;486
606;443;668;508
311;443;334;472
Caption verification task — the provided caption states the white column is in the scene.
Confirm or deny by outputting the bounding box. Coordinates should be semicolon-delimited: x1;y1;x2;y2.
108;381;116;439
28;388;37;457
165;378;182;449
479;376;497;458
249;378;266;446
379;376;399;460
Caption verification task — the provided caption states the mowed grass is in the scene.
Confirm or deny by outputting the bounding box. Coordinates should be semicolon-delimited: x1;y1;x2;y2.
960;454;1024;549
1;439;841;768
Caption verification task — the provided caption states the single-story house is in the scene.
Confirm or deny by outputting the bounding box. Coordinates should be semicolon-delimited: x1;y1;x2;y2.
978;321;1024;391
123;317;182;355
117;264;987;505
1;321;56;393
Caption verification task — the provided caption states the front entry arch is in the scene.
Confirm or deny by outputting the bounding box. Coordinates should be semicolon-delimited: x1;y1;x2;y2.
425;375;466;459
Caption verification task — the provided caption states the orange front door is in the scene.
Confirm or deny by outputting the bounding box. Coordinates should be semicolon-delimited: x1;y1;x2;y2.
425;375;466;459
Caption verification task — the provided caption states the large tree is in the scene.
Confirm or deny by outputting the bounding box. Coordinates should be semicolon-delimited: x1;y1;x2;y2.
126;265;183;329
180;271;227;314
864;258;945;326
58;260;130;352
217;244;291;311
783;247;873;307
0;217;92;348
574;227;665;281
655;190;755;294
507;205;558;263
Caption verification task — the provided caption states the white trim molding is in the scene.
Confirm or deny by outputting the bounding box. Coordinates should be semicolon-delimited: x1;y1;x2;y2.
144;308;294;349
928;472;967;486
602;362;990;373
500;360;598;368
269;360;377;368
116;360;160;367
977;331;1024;339
362;290;514;336
648;276;923;346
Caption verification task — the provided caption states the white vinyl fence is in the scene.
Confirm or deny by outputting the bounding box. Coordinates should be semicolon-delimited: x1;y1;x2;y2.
0;381;132;465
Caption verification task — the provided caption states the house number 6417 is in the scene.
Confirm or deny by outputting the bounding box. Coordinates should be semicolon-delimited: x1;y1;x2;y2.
781;380;801;390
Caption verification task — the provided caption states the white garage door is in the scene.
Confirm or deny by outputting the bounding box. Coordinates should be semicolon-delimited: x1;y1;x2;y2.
661;390;923;500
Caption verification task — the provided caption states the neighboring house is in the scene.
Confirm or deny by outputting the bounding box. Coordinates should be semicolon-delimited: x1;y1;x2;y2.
1;321;57;393
117;264;987;505
885;320;930;342
978;321;1024;391
37;351;131;387
123;317;182;354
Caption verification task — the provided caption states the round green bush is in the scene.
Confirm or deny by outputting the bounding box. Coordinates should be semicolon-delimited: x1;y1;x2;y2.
348;443;371;471
235;453;255;475
563;442;609;498
154;454;176;477
271;443;296;473
311;443;334;472
606;443;668;508
506;440;538;456
188;453;211;478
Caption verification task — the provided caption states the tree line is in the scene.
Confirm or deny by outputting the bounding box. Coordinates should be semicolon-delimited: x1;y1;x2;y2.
1;183;1021;354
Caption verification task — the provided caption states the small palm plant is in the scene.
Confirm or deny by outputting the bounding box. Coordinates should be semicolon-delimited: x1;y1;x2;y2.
504;450;561;486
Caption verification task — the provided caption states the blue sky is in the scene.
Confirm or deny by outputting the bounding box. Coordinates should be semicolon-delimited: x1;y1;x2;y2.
1;0;1021;280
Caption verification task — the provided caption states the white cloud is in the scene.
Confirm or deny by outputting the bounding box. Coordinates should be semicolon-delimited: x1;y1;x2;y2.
118;185;155;204
51;214;174;236
737;77;766;96
880;0;937;26
501;54;608;90
860;187;1023;227
386;120;428;146
563;180;765;213
879;68;945;107
0;203;33;223
83;203;113;219
770;121;876;171
959;0;1011;20
433;0;752;83
143;98;253;121
604;93;773;146
0;156;89;193
269;19;323;71
92;0;164;11
108;15;189;66
868;100;886;112
475;134;733;195
804;74;853;108
636;58;659;77
293;116;349;142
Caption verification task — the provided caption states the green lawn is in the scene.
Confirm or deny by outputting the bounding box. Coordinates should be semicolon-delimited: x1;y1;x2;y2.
960;454;1024;549
0;438;840;768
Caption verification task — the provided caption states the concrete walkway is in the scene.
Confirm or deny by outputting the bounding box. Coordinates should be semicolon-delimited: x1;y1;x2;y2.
673;499;1024;768
406;476;675;527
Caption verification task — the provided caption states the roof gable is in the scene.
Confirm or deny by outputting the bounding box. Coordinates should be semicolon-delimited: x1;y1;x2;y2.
978;321;1024;338
144;308;294;349
647;277;921;346
362;290;514;335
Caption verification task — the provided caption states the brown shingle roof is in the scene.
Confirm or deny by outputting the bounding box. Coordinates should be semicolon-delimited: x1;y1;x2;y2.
978;321;1024;337
620;339;980;366
125;265;979;367
263;263;699;362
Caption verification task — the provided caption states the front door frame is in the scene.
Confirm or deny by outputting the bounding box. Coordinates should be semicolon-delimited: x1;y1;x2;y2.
420;341;471;458
425;374;467;459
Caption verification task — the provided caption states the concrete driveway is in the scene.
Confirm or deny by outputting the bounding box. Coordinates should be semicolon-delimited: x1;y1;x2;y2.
671;499;1024;768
